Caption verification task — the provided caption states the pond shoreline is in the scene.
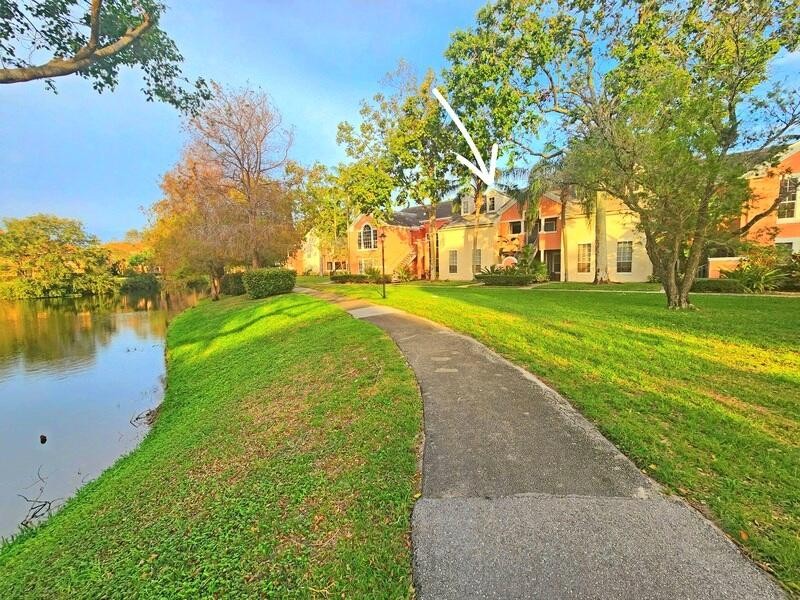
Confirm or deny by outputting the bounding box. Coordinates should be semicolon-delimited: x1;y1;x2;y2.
0;294;422;597
0;292;199;540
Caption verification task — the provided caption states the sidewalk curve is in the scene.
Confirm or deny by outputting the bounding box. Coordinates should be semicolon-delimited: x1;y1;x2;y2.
297;288;785;599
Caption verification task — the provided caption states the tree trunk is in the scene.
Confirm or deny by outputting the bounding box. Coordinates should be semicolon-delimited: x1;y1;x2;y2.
594;192;609;283
560;188;568;282
675;201;711;309
664;277;692;308
210;268;223;301
251;250;260;269
472;187;483;278
429;213;438;280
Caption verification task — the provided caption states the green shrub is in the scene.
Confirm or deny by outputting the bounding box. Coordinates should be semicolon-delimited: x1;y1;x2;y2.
364;266;391;284
690;278;745;293
242;268;296;298
330;273;370;284
394;265;414;282
182;275;210;293
475;272;537;286
220;272;245;296
478;261;547;285
721;263;787;293
779;254;800;291
120;274;160;294
522;260;549;283
0;280;29;299
514;246;550;283
480;265;506;275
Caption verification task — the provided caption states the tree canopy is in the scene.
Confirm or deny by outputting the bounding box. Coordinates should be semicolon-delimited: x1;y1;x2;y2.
0;214;115;298
188;82;295;268
445;0;800;307
148;140;299;300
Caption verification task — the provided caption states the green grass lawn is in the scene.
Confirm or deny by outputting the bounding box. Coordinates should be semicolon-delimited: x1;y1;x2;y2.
533;281;664;291
295;274;330;286
0;294;421;598
311;281;800;594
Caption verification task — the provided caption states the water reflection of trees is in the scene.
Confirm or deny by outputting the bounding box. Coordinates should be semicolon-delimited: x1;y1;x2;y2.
0;292;200;378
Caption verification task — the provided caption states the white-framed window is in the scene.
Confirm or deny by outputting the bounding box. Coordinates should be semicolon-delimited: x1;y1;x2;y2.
508;220;523;235
777;176;798;220
472;248;482;274
776;238;800;254
449;250;458;274
358;259;374;274
543;217;558;232
357;224;378;249
461;197;474;215
487;195;496;212
616;241;633;273
577;243;592;273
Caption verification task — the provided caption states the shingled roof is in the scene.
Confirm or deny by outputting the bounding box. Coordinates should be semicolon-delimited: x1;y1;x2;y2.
385;201;455;227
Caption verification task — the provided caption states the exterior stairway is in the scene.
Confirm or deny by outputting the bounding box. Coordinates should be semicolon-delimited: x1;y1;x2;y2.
392;250;417;281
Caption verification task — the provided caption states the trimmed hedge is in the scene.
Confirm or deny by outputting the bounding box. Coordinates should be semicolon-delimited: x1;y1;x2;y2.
475;273;537;286
242;268;296;299
221;272;245;296
690;278;745;293
331;273;370;284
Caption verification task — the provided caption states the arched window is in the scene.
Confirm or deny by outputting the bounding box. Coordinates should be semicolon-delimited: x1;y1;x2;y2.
358;223;378;249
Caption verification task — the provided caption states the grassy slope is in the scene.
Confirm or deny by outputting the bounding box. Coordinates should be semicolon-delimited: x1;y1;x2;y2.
0;294;421;598
312;282;800;594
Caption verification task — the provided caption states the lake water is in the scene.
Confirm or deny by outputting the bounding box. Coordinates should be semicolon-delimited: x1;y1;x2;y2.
0;292;200;541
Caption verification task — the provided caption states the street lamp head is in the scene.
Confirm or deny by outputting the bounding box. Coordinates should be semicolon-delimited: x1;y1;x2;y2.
379;231;387;242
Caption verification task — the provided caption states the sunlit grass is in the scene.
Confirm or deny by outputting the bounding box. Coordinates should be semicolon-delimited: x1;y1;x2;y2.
0;294;421;597
306;281;800;594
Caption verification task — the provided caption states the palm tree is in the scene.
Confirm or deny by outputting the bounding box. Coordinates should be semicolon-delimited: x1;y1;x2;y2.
499;158;564;275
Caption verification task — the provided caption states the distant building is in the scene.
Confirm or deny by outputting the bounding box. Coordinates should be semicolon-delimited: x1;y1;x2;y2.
286;229;347;276
348;202;455;279
709;142;800;277
437;191;524;281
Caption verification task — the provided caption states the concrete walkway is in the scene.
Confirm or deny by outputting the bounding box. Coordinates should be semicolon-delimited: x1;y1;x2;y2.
298;288;785;599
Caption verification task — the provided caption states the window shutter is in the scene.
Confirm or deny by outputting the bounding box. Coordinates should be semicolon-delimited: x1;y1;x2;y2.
372;229;378;247
357;230;363;249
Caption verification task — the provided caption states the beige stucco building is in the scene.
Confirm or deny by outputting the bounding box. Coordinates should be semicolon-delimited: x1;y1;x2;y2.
290;190;657;283
437;191;525;281
561;194;653;282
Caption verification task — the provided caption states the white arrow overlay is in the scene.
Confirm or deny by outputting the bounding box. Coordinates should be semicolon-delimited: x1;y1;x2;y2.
432;87;498;187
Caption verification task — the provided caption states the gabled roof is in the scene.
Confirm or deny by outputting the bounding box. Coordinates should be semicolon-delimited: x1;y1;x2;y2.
384;201;455;227
736;141;800;178
441;191;516;229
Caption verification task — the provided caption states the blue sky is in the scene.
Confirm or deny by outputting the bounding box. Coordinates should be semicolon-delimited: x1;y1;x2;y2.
0;1;485;240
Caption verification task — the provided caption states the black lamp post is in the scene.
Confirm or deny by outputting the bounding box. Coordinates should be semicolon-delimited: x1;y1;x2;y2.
379;230;387;299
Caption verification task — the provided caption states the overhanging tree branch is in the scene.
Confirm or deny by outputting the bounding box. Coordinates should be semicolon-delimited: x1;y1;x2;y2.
0;7;154;84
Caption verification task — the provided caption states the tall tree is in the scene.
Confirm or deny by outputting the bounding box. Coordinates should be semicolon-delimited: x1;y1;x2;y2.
500;158;564;271
0;0;208;112
148;146;239;300
0;214;115;298
388;70;459;279
336;61;417;220
443;32;542;274
335;160;395;221
290;162;352;261
445;0;800;307
189;82;295;268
